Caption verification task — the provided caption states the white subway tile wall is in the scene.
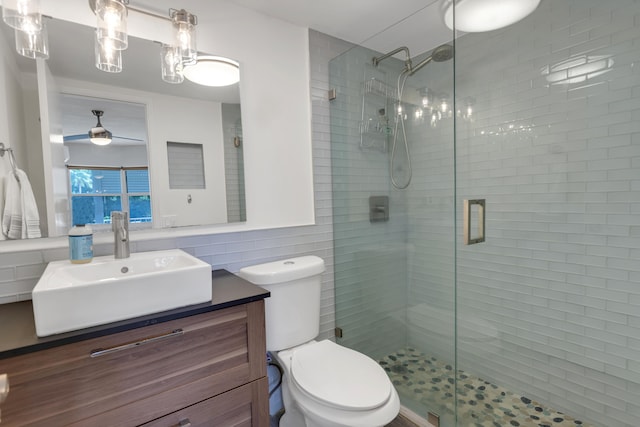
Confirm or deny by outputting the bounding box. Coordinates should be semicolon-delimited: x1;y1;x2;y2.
452;1;640;426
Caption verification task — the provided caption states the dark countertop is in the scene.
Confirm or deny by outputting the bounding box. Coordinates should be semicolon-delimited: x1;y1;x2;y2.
0;270;269;360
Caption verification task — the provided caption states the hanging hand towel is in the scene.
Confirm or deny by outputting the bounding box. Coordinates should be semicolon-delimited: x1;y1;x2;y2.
2;169;41;239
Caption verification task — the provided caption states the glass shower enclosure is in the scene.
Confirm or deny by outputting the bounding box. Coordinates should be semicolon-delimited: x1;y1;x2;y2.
330;1;640;426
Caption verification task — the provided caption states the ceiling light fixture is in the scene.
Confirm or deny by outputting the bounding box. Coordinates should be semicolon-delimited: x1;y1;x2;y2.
441;0;541;32
182;56;240;87
88;110;112;145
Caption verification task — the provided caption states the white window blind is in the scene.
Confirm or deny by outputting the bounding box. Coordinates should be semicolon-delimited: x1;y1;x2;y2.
167;141;206;189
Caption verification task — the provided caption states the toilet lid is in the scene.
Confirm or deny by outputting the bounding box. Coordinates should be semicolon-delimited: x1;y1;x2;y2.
290;340;392;410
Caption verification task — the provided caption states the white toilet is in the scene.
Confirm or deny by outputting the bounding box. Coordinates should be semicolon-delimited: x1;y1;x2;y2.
239;256;400;427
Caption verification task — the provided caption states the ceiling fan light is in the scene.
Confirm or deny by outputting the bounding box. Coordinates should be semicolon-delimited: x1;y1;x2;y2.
89;127;112;145
182;56;240;87
88;110;112;145
442;0;541;32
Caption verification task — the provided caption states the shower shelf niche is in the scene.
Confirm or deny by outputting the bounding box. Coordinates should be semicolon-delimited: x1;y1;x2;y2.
360;77;395;152
363;77;397;100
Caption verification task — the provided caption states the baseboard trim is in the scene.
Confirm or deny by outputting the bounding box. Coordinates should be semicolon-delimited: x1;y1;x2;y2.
387;406;436;427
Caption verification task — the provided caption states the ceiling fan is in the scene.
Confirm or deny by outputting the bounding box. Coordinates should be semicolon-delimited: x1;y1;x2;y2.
63;109;144;146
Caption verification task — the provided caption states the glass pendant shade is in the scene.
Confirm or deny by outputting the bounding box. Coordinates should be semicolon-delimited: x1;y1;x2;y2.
95;0;127;50
14;20;48;59
160;44;184;84
2;0;41;31
170;9;197;66
95;36;122;73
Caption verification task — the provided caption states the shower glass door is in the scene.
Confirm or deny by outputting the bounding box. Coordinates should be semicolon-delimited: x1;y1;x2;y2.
330;24;457;425
454;1;640;426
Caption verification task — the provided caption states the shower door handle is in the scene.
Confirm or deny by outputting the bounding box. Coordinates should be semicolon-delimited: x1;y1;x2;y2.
463;199;485;245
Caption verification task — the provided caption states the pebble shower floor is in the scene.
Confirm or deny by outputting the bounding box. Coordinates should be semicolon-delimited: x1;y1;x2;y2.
379;348;595;427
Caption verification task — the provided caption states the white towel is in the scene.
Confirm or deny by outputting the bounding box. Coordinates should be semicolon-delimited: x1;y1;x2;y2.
2;169;41;239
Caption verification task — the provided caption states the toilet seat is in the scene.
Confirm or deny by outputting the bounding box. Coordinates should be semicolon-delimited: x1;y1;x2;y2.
290;340;392;411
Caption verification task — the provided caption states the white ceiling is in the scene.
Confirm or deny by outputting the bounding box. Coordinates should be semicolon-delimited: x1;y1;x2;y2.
133;0;453;57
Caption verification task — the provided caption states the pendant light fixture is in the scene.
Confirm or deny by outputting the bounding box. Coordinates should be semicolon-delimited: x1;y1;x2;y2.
170;8;197;66
441;0;541;32
2;0;41;32
14;18;48;59
94;0;128;50
160;43;184;84
88;110;112;145
95;36;122;73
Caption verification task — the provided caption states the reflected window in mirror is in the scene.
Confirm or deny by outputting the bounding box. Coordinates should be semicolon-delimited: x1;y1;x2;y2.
68;167;151;229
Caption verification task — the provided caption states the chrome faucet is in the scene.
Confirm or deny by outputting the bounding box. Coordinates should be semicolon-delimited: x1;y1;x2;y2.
111;211;130;259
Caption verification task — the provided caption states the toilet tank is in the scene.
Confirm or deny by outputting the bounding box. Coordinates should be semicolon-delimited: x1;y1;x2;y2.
238;256;325;351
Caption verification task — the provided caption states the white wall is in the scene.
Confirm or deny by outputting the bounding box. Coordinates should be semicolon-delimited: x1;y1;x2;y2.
0;25;27;167
150;96;227;227
67;144;148;167
0;26;31;235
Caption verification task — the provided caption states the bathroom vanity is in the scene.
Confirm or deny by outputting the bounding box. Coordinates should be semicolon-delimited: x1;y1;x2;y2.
0;270;270;426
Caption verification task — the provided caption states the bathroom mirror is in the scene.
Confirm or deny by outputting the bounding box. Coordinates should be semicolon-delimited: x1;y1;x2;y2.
0;16;245;238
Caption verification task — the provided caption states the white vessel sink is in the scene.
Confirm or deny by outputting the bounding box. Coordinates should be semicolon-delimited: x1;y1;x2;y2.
32;249;212;337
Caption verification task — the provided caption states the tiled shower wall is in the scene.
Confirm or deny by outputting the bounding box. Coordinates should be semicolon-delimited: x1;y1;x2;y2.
406;1;640;426
221;103;246;223
0;30;340;343
330;44;412;359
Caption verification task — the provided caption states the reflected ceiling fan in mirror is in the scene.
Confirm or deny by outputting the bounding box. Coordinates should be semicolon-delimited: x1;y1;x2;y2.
63;109;144;146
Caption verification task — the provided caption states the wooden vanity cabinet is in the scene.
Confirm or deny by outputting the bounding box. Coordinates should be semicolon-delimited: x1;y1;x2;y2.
0;300;268;426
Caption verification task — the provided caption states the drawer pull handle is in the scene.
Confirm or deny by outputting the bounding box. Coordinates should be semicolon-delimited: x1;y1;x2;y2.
89;329;184;358
0;374;8;404
177;419;192;427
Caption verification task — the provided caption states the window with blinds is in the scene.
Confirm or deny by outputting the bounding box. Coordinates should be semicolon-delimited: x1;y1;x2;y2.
68;167;151;226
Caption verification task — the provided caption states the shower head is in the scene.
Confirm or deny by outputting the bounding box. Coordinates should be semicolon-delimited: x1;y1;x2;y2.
431;44;454;62
408;44;453;76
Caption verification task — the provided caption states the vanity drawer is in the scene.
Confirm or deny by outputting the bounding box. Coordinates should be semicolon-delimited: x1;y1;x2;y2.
1;300;266;426
141;377;269;427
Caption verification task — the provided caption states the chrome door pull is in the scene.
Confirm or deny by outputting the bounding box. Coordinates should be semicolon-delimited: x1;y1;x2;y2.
177;419;192;427
463;199;485;245
89;329;184;358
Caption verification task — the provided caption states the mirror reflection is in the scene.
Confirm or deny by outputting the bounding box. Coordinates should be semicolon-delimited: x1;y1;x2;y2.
0;15;246;240
62;95;151;231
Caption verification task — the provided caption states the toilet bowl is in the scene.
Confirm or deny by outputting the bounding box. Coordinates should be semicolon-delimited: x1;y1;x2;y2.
238;256;400;427
276;340;400;427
